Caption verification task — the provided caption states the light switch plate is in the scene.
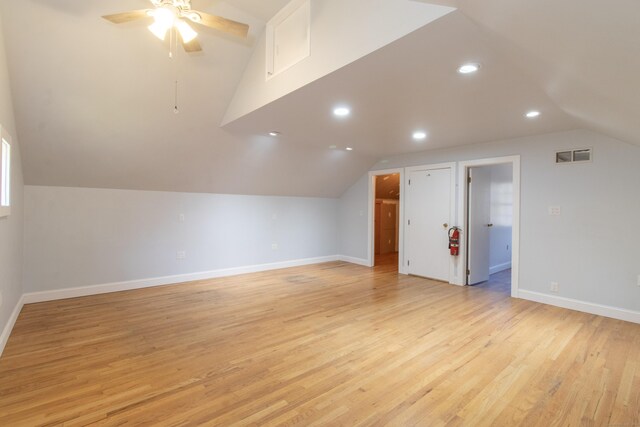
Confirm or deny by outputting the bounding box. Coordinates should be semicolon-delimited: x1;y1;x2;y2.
272;243;278;250
177;251;186;260
550;282;559;293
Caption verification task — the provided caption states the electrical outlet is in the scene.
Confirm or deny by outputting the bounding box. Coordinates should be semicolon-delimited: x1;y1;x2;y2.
177;251;186;260
548;206;561;216
550;282;559;293
271;243;278;250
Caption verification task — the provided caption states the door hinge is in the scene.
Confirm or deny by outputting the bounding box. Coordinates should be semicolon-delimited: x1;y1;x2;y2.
408;260;410;266
408;179;411;186
468;176;472;184
467;269;471;276
408;219;411;225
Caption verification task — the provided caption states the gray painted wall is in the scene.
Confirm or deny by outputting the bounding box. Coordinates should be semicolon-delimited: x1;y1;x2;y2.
0;13;24;334
338;174;369;261
24;187;338;292
338;129;640;312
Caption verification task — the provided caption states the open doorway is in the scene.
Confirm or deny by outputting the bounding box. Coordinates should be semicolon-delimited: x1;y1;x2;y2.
374;173;400;269
460;157;519;296
466;163;513;294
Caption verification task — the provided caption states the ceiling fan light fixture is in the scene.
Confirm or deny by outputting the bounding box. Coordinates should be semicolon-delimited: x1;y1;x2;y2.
148;21;169;40
152;6;177;28
176;19;198;43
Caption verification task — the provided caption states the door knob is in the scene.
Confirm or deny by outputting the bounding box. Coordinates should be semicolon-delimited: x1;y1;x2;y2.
443;223;449;229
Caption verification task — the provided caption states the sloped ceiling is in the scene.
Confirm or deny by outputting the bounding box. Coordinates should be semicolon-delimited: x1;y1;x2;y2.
223;11;579;157
0;0;638;199
0;0;376;197
422;0;640;146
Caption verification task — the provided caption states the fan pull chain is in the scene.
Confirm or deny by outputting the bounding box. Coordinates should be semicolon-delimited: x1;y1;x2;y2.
174;80;179;114
167;26;180;114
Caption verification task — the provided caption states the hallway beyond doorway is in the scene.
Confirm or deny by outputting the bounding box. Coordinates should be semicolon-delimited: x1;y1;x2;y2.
472;269;511;295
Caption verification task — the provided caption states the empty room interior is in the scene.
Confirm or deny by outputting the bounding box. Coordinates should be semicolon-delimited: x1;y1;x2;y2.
1;0;640;425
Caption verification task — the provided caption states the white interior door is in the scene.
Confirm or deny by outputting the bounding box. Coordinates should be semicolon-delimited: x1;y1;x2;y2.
467;167;491;284
406;167;451;281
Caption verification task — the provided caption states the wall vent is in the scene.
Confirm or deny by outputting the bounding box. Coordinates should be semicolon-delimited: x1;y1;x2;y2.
556;148;592;164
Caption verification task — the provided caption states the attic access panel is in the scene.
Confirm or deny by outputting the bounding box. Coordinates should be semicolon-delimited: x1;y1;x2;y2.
266;0;311;79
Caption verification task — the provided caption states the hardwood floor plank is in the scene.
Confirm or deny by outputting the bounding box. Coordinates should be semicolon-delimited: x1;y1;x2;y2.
0;261;639;426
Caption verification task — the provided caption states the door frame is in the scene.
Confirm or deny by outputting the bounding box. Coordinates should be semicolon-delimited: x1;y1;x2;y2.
457;156;521;297
404;162;457;283
367;168;404;272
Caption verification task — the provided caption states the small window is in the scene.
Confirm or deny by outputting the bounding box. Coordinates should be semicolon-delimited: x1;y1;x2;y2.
0;127;11;217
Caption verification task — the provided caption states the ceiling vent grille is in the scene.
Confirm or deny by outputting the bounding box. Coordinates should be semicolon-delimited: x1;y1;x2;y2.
556;148;592;164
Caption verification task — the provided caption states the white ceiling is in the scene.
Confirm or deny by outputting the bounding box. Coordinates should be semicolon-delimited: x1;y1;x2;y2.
0;0;638;198
223;11;580;157
223;0;290;21
0;0;376;197
454;0;640;147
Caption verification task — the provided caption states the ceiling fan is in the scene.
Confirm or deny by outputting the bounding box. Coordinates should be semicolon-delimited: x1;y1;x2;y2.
102;0;250;52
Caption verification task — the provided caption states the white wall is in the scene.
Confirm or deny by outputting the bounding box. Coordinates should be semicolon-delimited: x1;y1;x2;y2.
339;129;640;313
23;186;338;293
338;174;369;262
0;12;24;341
488;163;513;273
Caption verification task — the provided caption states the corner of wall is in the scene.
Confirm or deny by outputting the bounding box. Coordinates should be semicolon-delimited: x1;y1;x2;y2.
0;6;26;357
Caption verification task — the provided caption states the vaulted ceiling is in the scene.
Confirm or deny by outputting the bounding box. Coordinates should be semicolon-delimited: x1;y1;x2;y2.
0;0;638;198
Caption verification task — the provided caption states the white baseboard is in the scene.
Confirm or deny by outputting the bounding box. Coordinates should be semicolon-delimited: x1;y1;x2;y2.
337;255;370;267
22;255;339;304
518;290;640;324
0;295;25;358
490;262;512;275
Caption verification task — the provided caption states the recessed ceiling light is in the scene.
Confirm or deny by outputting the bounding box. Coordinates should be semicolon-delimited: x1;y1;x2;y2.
329;145;337;149
525;110;541;118
268;131;280;136
346;147;354;151
383;176;390;181
413;131;427;141
458;63;480;74
333;107;351;117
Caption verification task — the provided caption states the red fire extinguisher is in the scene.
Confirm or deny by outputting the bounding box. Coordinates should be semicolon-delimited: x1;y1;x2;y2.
448;227;461;256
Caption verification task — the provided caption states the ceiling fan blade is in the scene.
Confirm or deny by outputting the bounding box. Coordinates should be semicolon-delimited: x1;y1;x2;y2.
182;38;202;53
192;11;249;38
102;10;150;24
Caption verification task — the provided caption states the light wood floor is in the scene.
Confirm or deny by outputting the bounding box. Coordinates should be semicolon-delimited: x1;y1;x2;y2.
473;269;512;295
1;261;639;426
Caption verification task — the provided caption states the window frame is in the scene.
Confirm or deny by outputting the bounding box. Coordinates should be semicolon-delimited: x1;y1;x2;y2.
0;125;11;218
